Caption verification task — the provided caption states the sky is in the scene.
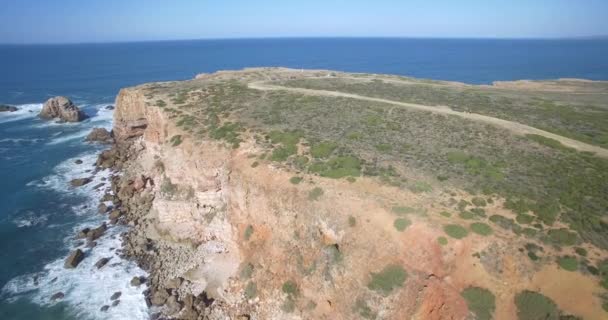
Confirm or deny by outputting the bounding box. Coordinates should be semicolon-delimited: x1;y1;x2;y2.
0;0;607;44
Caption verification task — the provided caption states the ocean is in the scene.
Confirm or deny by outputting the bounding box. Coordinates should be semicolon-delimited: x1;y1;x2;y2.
1;38;607;320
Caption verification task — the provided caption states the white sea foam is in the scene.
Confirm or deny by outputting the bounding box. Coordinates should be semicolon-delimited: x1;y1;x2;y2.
12;212;49;228
0;103;43;124
3;148;149;319
44;104;114;146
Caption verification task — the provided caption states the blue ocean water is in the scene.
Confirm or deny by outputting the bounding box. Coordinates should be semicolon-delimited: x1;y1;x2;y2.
0;38;607;320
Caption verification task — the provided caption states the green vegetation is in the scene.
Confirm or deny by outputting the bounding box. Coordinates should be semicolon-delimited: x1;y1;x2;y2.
557;256;578;271
574;247;587;257
444;224;468;239
155;99;167;107
290;176;303;184
461;287;496;320
310;141;337;158
170;135;183;147
392;206;417;215
349;216;357;227
240;263;254;279
516;214;535;225
244;281;257;299
514;290;559;320
440;211;452;218
548;228;578;246
367;264;407;296
437;236;448;246
409;181;433;193
526;134;575;152
308;187;324;201
282;280;299;296
244;225;254;241
393;218;411;232
251;161;259;168
470;222;493;236
471;197;487;207
354;299;376;319
310;156;362;178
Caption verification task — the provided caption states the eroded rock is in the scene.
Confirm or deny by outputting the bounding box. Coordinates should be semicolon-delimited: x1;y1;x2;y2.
64;249;85;268
39;96;86;122
86;127;114;144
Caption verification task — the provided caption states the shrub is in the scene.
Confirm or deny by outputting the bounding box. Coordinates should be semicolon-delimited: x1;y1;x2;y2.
548;228;578;246
459;211;476;220
308;187;324;201
514;290;559;320
244;281;257;299
354;299;376;319
461;287;496;320
251;161;259;168
444;224;468;239
471;197;487;207
290;176;303;184
367;264;407;296
244;225;254;241
470;223;493;236
393;218;411;232
170;135;183;147
574;247;587;257
440;211;452;218
557;256;578;271
437;237;448;246
348;216;357;227
240;263;254;279
310;141;337;158
282;280;299;296
516;214;535;225
410;181;432;193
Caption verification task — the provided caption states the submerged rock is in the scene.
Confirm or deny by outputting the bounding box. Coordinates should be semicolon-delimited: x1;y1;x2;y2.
0;104;18;112
110;291;122;300
50;292;65;301
74;159;83;165
39;96;87;122
64;249;85;268
105;105;115;110
100;305;110;312
95;257;111;269
86;128;113;144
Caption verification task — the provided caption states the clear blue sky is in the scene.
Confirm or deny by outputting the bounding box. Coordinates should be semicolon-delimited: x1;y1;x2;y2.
1;0;607;43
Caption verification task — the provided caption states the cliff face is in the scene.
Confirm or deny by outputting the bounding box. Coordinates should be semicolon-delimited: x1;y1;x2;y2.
111;68;608;320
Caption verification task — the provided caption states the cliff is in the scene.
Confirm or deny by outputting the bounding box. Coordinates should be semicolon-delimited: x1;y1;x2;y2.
110;68;608;319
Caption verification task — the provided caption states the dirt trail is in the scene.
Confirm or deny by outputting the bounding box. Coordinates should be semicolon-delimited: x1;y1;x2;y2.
249;81;608;158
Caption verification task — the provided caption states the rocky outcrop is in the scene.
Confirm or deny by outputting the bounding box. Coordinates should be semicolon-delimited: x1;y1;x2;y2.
86;128;113;144
39;96;87;122
0;104;18;112
70;177;92;187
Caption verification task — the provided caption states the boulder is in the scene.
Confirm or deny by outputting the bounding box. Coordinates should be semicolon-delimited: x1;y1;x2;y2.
64;249;85;268
150;289;169;306
86;241;97;248
111;299;120;307
86;128;113;144
70;177;92;187
165;277;183;290
39;96;87;122
76;227;91;239
74;159;83;165
130;276;145;287
87;223;107;241
100;305;110;312
95;257;111;269
0;104;18;112
50;292;65;301
98;203;109;214
105;105;115;110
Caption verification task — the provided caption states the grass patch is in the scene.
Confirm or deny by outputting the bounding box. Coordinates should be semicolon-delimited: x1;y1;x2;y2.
574;247;587;257
308;187;324;201
461;287;496;320
548;228;578;246
516;214;535;225
393;218;411;232
514;290;559;320
470;222;493;236
444;224;468;239
310;141;337;158
244;281;257;299
169;135;183;147
348;216;357;227
240;262;254;280
392;206;417;215
557;256;578;271
290;176;303;184
367;264;407;296
410;181;432;193
437;236;448;246
526;134;575;152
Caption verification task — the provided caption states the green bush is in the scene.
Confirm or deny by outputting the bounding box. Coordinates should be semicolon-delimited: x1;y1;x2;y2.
516;214;535;225
282;280;299;296
290;176;303;184
367;264;407;296
245;281;257;299
244;225;254;241
410;181;432;193
437;237;448;246
557;256;578;271
470;223;493;236
548;228;578;246
310;141;337;158
251;161;259;168
574;247;587;257
444;224;468;239
440;211;452;218
471;197;487;207
393;218;411;232
461;287;496;320
354;299;376;319
308;187;324;201
348;216;357;227
170;135;183;147
514;290;559;320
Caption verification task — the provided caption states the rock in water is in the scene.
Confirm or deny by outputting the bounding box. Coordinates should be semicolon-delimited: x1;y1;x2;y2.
70;177;92;187
86;128;114;144
50;292;65;301
0;104;18;112
64;249;85;268
110;291;122;300
39;96;87;122
95;257;110;269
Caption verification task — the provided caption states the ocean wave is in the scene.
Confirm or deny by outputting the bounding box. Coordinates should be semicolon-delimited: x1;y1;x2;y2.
0;103;43;124
12;212;49;228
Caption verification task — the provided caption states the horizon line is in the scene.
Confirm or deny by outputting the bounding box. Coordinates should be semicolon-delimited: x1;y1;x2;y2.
1;34;607;46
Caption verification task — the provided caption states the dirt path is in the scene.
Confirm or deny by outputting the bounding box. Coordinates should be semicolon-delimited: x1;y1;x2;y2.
248;81;608;158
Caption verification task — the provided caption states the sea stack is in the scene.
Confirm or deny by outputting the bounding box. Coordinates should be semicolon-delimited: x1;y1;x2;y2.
39;96;87;122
